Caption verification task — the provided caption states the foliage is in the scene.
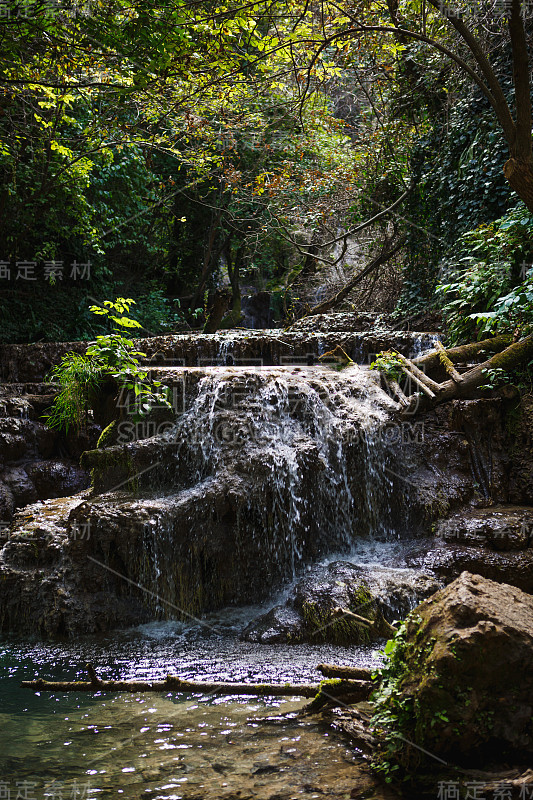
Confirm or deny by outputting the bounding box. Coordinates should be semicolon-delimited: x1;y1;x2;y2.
0;0;367;340
370;616;445;783
370;621;414;782
44;353;104;434
46;299;171;432
478;366;513;391
370;351;404;381
471;270;533;339
436;204;533;343
1;0;532;340
393;45;516;318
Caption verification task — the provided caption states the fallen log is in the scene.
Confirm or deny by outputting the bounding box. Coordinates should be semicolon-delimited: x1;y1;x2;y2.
21;674;319;696
394;352;443;395
20;667;372;703
387;378;410;408
435;340;463;383
301;679;374;713
403;333;533;414
398;365;436;398
317;663;374;681
412;335;512;373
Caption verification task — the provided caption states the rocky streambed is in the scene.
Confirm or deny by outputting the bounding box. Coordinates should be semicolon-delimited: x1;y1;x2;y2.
1;315;533;797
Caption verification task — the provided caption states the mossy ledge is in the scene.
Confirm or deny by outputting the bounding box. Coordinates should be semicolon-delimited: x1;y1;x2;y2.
80;445;139;494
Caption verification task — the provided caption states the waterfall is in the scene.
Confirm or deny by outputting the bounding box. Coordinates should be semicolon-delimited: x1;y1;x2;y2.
0;325;447;635
109;363;412;614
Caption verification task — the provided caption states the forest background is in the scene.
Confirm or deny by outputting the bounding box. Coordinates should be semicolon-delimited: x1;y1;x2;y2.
1;0;533;350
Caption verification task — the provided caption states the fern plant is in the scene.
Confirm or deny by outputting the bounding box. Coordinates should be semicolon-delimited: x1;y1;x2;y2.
45;298;171;433
45;353;104;434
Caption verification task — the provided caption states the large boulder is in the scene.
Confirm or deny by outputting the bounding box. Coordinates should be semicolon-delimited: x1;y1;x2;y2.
372;572;533;767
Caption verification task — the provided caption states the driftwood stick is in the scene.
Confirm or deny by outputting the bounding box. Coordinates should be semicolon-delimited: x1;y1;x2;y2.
388;378;410;407
331;606;374;628
20;672;377;707
318;345;354;365
331;606;397;636
395;352;442;393
317;663;374;681
401;366;436;398
20;675;322;696
435;340;463;383
381;619;398;637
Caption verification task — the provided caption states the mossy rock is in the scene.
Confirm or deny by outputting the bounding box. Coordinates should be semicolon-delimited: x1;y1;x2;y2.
97;420;119;449
371;572;533;779
242;561;389;645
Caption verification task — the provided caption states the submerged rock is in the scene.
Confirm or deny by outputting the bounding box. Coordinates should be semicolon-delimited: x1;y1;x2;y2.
373;572;533;765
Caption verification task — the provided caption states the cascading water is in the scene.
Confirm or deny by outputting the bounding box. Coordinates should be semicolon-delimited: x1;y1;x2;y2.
0;320;449;639
101;361;426;621
0;319;505;799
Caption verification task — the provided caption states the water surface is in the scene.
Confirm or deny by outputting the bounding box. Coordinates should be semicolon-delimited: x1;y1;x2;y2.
1;604;385;800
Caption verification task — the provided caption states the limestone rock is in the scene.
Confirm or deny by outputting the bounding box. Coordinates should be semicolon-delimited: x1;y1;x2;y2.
242;562;439;645
0;481;14;522
410;506;533;592
374;572;533;764
438;506;533;551
1;467;38;507
25;460;89;499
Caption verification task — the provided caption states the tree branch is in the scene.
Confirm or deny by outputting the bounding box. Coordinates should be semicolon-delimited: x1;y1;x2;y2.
426;0;516;144
302;236;405;317
508;0;532;160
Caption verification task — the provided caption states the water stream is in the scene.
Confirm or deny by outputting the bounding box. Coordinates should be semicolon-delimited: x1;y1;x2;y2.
0;535;437;799
1;606;383;800
0;330;444;798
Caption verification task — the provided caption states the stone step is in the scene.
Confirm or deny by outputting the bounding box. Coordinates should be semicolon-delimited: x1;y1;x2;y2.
0;329;440;382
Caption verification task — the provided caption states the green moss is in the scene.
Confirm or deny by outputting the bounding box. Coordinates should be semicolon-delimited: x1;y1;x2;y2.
80;446;138;493
370;614;463;782
297;584;377;645
96;420;118;449
505;404;522;437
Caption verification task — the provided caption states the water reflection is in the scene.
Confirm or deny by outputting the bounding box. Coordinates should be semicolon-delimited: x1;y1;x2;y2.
1;611;384;799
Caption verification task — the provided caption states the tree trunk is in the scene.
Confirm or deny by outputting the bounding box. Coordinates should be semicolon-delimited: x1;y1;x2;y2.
203;288;232;333
412;335;512;373
220;243;244;328
503;158;533;215
301;237;404;318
